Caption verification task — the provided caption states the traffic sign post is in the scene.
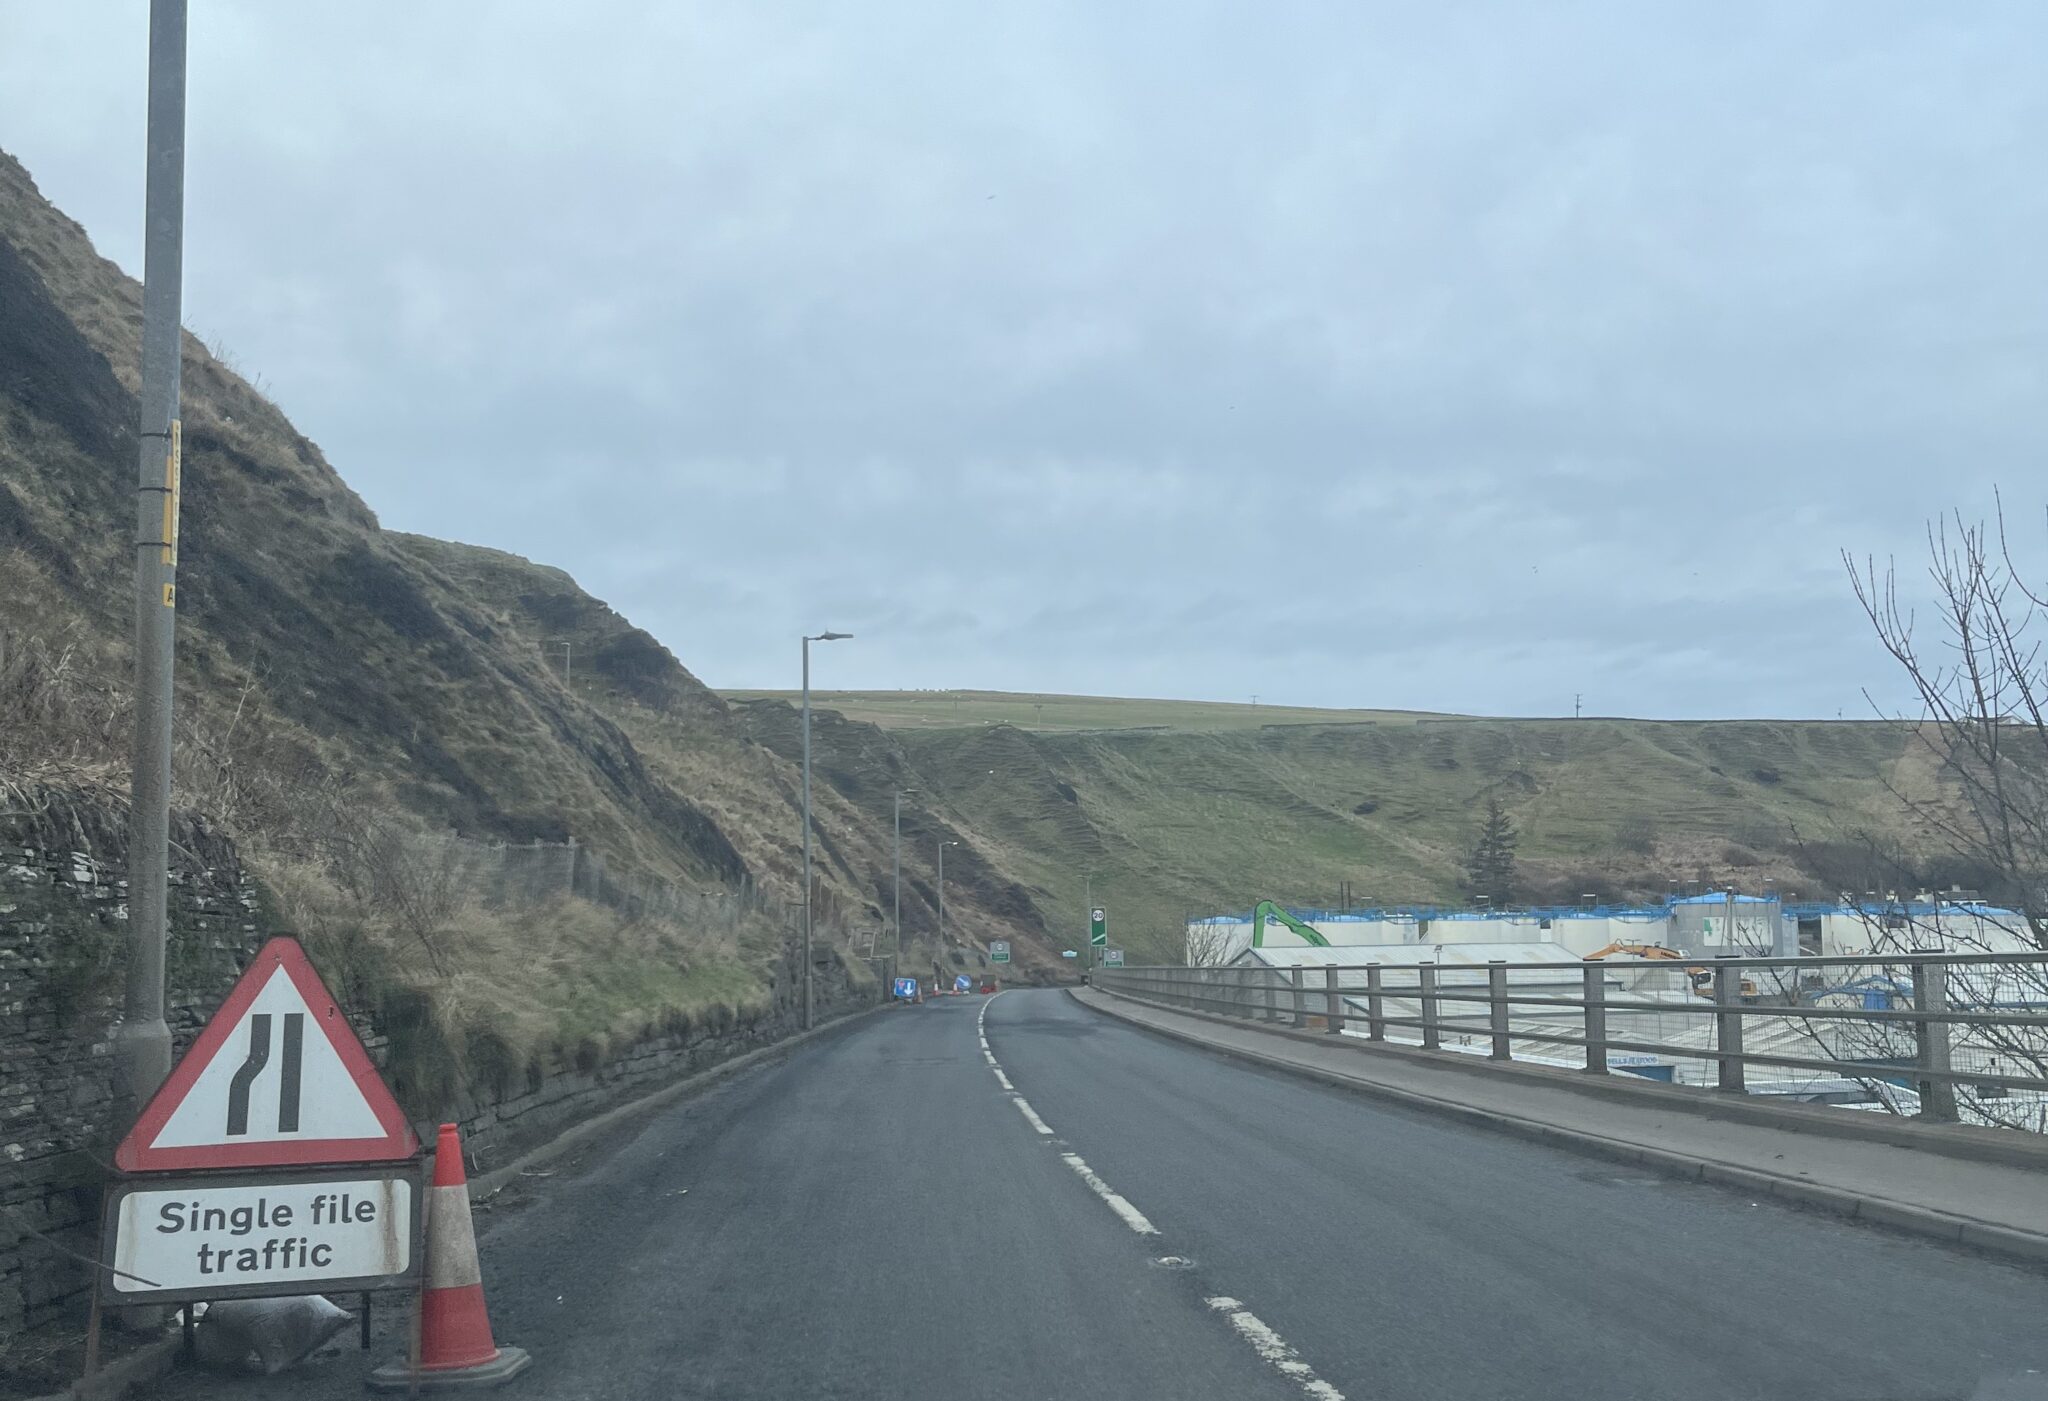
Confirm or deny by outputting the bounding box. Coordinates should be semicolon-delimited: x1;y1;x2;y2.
989;940;1010;965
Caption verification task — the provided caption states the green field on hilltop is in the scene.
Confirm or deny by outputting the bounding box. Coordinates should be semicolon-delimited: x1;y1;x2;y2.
716;688;1453;732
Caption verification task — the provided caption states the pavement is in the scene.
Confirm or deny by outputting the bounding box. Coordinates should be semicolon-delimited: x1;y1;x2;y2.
142;988;2048;1401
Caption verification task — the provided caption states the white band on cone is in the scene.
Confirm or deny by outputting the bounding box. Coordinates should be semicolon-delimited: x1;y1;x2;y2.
425;1183;483;1289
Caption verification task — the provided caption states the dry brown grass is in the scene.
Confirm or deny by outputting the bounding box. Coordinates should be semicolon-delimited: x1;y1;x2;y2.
259;833;797;1111
0;596;797;1108
0;559;126;790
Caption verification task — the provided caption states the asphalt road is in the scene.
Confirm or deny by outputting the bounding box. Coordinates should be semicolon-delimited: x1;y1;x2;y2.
156;989;2048;1400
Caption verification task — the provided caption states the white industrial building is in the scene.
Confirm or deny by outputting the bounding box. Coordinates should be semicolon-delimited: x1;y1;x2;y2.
1179;897;2046;1118
1188;896;2039;966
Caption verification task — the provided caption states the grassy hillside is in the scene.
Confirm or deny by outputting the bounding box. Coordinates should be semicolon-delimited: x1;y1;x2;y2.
0;150;753;886
760;693;1954;962
393;537;1062;979
721;688;1448;732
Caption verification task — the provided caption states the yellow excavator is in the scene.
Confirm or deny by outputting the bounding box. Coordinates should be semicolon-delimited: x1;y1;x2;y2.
1584;941;1683;962
1583;942;1756;998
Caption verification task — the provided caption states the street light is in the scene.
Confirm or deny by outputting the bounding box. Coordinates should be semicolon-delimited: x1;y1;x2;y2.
116;0;190;1143
801;630;852;1030
937;839;961;949
892;789;916;975
1083;872;1103;972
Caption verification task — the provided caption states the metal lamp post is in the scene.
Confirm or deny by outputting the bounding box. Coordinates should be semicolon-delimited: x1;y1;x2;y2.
115;0;189;1138
801;630;851;1030
937;839;960;950
892;789;915;974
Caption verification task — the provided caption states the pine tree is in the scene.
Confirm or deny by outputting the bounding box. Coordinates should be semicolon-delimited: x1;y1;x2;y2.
1464;797;1518;906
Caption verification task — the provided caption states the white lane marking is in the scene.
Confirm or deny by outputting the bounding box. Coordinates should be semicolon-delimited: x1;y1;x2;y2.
1013;1096;1054;1135
979;993;1341;1399
1206;1298;1346;1400
1058;1151;1158;1235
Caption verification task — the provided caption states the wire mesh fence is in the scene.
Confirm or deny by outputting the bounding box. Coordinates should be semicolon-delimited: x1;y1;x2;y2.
406;833;794;931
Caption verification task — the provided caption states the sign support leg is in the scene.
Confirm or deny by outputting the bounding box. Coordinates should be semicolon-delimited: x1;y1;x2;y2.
407;1285;424;1399
83;1293;103;1377
361;1293;373;1350
181;1301;195;1357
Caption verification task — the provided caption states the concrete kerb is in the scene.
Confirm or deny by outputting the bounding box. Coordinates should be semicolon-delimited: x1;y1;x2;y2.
1073;988;2048;1270
1079;985;2048;1171
30;999;889;1401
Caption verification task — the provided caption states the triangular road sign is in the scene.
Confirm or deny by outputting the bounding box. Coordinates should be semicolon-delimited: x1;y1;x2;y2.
115;937;419;1172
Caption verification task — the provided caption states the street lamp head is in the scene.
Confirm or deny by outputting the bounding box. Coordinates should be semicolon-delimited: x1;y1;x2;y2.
809;630;853;642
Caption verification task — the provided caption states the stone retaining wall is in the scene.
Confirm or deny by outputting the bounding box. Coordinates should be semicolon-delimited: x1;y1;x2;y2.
0;830;265;1335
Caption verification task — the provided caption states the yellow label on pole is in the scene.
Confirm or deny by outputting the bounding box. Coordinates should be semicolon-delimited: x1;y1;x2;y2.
160;419;182;566
162;583;176;608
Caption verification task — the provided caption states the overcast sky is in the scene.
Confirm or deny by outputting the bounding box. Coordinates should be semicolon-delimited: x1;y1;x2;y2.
3;3;2044;718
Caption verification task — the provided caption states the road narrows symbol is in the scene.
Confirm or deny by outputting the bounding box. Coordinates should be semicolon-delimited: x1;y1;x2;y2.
278;1012;304;1132
223;1011;306;1136
225;1015;271;1136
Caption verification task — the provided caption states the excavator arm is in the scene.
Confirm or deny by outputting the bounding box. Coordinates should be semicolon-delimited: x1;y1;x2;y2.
1251;900;1331;948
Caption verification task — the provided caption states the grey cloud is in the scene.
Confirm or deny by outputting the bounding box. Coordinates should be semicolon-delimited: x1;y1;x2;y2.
2;1;2043;715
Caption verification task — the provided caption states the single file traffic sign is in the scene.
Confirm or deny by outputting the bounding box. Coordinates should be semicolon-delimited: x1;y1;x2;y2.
115;938;419;1173
100;1163;420;1305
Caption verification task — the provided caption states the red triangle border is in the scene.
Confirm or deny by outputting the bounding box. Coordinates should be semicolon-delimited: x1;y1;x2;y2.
114;937;420;1173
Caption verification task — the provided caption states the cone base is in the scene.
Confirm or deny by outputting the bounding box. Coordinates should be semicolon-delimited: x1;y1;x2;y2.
366;1345;531;1392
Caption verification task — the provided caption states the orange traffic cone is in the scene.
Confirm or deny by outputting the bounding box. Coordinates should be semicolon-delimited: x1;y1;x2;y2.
369;1124;531;1391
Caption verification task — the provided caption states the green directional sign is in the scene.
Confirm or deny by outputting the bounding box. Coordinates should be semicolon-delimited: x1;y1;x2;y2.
989;940;1010;964
1090;907;1107;947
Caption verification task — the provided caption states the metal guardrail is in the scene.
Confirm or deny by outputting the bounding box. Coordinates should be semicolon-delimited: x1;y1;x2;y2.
1092;953;2048;1123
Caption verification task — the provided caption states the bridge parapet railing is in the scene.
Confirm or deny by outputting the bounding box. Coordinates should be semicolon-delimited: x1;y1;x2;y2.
1092;952;2048;1128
